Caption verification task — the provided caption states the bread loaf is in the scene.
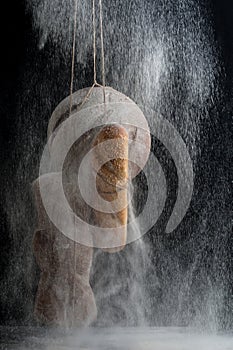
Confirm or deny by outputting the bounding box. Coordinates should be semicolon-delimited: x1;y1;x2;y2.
92;124;129;253
32;177;97;327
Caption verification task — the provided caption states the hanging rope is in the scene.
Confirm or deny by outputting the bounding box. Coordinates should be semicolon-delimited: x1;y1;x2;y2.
69;0;79;116
80;0;106;108
93;0;97;85
79;0;98;108
99;0;106;103
69;0;106;111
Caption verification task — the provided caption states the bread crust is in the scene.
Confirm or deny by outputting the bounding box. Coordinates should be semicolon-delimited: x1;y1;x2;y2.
92;124;129;253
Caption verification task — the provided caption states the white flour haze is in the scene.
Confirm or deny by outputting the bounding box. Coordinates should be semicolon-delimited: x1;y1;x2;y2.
2;0;231;337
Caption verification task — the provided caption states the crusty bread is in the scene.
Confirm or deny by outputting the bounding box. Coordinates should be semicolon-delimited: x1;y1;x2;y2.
92;124;129;253
32;86;151;327
32;177;97;327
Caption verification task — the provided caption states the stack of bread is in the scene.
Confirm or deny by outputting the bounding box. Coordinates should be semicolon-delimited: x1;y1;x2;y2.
33;87;151;326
